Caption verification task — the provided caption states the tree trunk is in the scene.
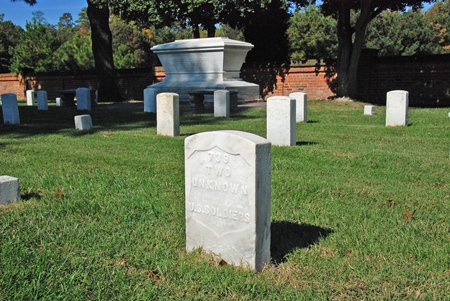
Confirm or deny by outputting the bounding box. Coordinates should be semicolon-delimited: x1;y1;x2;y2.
87;0;123;102
336;1;353;98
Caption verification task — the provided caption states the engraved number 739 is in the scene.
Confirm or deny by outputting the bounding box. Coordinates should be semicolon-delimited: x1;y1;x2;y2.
208;151;229;164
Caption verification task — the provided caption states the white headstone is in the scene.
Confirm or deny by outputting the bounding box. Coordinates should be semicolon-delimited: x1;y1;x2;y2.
266;96;296;146
37;90;48;110
76;88;91;111
386;90;409;126
289;92;307;122
26;90;35;106
74;114;93;130
214;90;230;118
185;130;271;272
157;93;180;137
55;97;61;107
1;93;20;124
144;87;157;113
0;175;20;205
364;105;376;116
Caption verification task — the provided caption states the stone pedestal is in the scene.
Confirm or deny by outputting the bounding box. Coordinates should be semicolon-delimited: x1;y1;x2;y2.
144;87;157;113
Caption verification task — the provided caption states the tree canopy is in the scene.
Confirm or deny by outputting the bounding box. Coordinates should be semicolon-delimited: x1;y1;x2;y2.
319;0;436;98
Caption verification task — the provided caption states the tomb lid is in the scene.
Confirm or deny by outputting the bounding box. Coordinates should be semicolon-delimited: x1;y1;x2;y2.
151;37;254;53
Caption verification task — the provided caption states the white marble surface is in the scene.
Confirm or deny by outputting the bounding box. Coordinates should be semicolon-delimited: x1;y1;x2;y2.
214;90;230;118
76;88;92;111
289;92;308;122
386;90;409;126
74;114;92;130
37;90;48;111
364;105;376;116
267;96;296;146
185;130;271;271
0;175;20;205
149;38;259;102
1;93;20;124
157;93;180;137
144;88;157;113
26;90;35;106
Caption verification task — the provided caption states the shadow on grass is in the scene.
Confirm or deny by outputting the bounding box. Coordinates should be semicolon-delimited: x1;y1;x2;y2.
0;102;258;139
296;141;318;146
271;220;333;264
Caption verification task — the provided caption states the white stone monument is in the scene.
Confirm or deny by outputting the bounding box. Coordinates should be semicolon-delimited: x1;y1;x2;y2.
144;87;157;113
214;90;230;118
185;130;271;272
364;105;376;116
76;87;91;111
37;90;48;110
0;175;20;205
386;90;409;126
1;93;20;124
157;93;180;137
26;90;35;106
55;97;62;107
267;96;296;146
74;114;93;130
149;37;259;103
289;92;307;122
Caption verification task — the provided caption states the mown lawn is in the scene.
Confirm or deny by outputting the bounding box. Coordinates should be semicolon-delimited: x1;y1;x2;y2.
0;100;449;300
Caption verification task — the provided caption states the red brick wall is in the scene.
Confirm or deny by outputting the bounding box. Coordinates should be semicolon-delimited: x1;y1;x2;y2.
1;54;450;106
0;73;23;97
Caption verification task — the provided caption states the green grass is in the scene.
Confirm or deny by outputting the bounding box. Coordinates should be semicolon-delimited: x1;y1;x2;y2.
0;100;449;300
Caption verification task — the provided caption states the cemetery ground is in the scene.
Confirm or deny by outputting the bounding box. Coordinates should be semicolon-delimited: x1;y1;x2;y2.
0;99;449;300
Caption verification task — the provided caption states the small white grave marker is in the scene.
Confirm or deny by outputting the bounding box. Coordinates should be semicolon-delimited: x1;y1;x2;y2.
185;130;271;272
386;90;409;126
55;97;62;107
157;93;180;137
74;114;93;130
0;175;20;205
214;90;230;118
1;93;20;124
267;96;296;146
37;91;48;110
76;88;91;111
289;92;307;122
144;87;157;113
26;90;35;106
364;105;376;116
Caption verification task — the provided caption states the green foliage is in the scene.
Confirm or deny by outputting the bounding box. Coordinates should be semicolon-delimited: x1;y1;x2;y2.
109;17;153;68
366;10;442;56
53;28;95;72
113;44;136;69
288;5;337;62
426;0;450;52
9;18;60;74
0;14;24;72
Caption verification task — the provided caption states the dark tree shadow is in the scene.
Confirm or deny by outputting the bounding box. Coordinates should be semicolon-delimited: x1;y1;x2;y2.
296;141;318;146
271;220;333;264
